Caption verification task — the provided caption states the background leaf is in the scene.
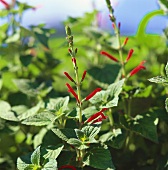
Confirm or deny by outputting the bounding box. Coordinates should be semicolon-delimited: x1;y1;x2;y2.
83;146;115;169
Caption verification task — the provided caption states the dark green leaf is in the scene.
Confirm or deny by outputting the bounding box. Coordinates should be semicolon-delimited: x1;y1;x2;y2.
20;55;33;67
99;129;127;149
120;111;158;143
88;64;121;85
83;147;115;169
13;79;45;97
52;128;76;141
31;146;41;165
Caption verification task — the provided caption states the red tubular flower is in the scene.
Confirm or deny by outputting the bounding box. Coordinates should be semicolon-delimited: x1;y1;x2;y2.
129;61;146;77
0;0;10;9
123;37;129;46
85;88;102;101
81;70;87;82
58;165;76;170
72;57;76;65
100;51;119;62
64;72;75;83
66;83;79;103
125;49;134;62
86;108;108;124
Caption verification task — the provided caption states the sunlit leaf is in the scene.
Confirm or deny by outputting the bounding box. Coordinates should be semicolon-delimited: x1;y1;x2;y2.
0;100;18;121
22;111;55;126
42;144;64;159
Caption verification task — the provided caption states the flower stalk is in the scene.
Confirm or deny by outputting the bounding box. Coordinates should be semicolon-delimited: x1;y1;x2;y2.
65;26;83;128
105;0;125;78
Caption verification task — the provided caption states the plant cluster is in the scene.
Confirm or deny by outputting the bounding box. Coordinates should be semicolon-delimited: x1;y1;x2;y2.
0;0;168;169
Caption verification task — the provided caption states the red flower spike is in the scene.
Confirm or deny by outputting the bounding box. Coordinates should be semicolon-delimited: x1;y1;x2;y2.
58;165;76;170
81;70;87;82
123;37;129;46
66;83;79;103
129;61;146;77
64;72;75;82
85;88;102;101
72;57;76;65
0;0;10;9
86;108;108;124
126;49;134;62
100;51;119;62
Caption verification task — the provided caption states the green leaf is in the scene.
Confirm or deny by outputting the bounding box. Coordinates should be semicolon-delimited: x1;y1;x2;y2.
165;62;168;77
83;106;98;119
67;138;84;149
42;158;57;170
148;76;168;85
83;147;115;169
32;27;51;48
34;128;48;148
165;98;168;113
82;125;100;139
120;111;158;143
18;102;42;120
88;64;121;85
75;129;86;140
25;164;41;170
0;100;19;121
136;9;164;37
158;0;168;13
17;156;31;170
89;79;125;108
31;146;41;165
22;111;55;126
20;55;33;67
99;129;127;149
13;79;45;97
52;128;76;141
5;32;20;43
46;97;69;118
42;144;64;159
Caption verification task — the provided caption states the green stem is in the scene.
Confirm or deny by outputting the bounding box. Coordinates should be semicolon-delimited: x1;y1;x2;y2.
108;109;114;127
114;23;126;78
74;64;83;129
105;0;126;78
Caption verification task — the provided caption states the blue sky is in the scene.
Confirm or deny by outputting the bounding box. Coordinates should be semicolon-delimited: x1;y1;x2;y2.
1;0;167;35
